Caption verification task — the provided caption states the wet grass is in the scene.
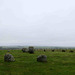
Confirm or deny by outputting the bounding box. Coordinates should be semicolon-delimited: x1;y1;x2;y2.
0;50;75;75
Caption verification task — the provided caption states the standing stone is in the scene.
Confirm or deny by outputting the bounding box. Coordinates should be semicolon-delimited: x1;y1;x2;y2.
4;53;15;62
37;55;47;62
28;46;34;54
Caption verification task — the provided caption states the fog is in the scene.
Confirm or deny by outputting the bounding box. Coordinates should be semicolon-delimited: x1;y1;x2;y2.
0;0;75;46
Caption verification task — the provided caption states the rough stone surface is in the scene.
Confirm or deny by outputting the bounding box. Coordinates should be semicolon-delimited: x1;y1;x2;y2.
4;53;15;62
28;46;34;54
37;55;47;62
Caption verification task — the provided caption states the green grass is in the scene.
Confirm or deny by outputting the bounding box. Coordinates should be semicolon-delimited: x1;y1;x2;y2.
0;50;75;75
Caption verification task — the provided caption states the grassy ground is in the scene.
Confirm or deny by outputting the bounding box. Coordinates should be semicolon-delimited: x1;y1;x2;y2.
0;50;75;75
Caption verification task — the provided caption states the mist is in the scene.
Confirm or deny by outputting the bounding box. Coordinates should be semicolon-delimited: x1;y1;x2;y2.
0;0;75;46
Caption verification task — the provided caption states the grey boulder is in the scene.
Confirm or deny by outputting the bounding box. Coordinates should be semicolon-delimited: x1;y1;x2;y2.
28;46;34;54
37;55;47;62
4;53;15;62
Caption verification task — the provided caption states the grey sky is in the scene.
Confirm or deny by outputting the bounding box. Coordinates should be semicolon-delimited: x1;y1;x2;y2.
0;0;75;46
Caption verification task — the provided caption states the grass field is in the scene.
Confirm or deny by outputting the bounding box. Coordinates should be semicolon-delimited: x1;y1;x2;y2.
0;50;75;75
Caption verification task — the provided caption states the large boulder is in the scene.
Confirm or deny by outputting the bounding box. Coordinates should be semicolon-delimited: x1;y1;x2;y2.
37;55;47;62
28;46;34;54
4;53;15;62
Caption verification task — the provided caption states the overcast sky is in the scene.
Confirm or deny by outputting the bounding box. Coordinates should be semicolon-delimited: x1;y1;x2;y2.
0;0;75;46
